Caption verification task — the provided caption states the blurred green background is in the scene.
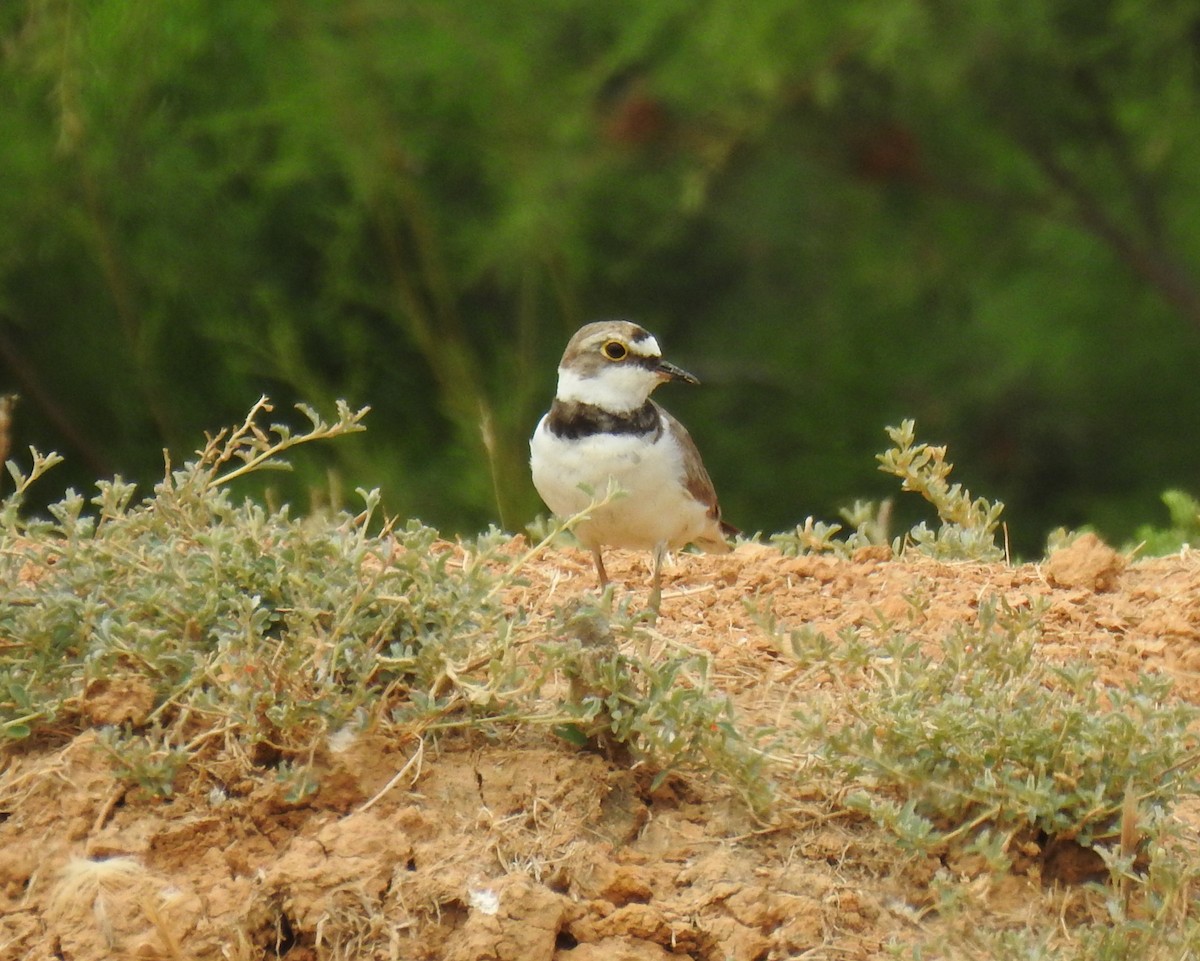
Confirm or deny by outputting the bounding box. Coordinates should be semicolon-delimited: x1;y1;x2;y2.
2;0;1199;556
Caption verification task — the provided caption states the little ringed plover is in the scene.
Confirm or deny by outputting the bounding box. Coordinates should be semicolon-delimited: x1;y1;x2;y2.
529;320;735;609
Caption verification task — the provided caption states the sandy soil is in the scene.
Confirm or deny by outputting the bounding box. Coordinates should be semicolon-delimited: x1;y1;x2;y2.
2;534;1199;960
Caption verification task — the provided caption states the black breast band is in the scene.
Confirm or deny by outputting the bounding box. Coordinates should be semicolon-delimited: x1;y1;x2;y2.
547;400;662;440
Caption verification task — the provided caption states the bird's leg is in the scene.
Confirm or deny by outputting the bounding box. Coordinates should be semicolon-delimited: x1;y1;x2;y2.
648;542;667;613
592;548;609;588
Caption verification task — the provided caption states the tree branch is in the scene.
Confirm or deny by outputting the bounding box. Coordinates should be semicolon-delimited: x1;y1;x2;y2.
0;320;112;475
1017;130;1200;331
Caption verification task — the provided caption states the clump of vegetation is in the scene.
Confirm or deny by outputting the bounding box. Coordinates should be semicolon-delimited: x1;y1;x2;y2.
773;420;1004;560
1;398;497;794
770;500;890;559
761;597;1200;872
542;592;772;812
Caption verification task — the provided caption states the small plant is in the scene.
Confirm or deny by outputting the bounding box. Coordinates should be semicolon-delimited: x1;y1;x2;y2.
876;419;1005;560
95;726;190;798
770;516;862;557
764;598;1200;870
771;499;892;558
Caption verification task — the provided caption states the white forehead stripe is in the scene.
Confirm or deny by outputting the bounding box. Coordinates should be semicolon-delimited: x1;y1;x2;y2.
635;335;661;357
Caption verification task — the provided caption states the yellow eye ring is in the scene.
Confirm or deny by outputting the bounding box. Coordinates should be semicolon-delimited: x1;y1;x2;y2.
602;340;628;361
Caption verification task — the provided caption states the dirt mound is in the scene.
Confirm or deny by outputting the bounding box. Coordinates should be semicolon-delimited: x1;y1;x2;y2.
2;538;1199;960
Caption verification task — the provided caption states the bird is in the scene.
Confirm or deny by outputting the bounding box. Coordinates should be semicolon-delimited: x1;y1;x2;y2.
529;320;735;609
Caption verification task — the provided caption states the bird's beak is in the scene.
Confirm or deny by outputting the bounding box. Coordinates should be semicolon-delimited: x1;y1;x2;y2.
656;360;700;385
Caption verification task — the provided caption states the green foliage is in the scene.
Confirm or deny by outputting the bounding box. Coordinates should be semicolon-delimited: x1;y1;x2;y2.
1129;489;1200;556
765;598;1199;867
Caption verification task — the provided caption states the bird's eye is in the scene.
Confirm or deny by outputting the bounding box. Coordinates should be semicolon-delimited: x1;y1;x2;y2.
602;340;628;361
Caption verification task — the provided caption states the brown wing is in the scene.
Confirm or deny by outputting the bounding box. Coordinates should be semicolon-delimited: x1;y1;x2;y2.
656;403;735;551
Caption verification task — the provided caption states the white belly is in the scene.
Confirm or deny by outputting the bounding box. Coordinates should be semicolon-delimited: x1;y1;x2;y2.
529;417;713;551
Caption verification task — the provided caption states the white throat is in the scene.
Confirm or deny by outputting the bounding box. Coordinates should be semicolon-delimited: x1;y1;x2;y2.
556;365;660;412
